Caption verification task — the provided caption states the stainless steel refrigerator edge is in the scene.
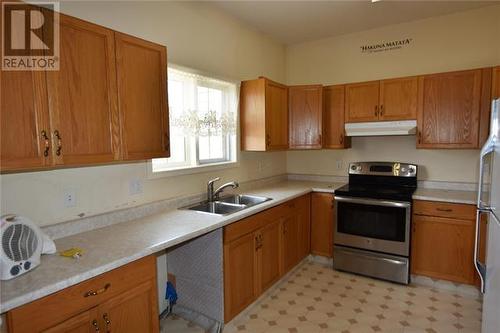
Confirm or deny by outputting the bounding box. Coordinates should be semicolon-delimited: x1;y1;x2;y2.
475;98;500;333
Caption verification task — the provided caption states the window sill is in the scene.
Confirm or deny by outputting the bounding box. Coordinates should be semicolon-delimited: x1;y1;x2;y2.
147;160;240;179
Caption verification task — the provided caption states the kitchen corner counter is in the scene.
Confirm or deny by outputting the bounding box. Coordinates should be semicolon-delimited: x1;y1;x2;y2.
0;180;343;313
413;188;477;205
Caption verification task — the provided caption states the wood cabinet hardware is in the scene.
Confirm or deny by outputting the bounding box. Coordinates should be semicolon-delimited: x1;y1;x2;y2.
41;130;50;157
436;208;453;212
84;283;111;297
103;313;111;332
374;105;378;117
380;104;384;116
92;319;100;331
54;130;62;156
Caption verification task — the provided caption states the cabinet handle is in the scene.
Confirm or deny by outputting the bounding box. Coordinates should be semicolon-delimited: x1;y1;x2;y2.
380;105;384;116
84;283;111;297
436;208;453;212
92;320;100;332
319;134;322;145
417;130;422;144
339;134;344;145
266;134;271;147
374;105;378;117
41;130;50;157
54;130;62;156
103;313;111;332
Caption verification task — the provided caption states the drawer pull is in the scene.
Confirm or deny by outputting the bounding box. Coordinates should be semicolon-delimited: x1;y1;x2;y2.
54;130;62;156
92;319;100;331
84;283;111;297
436;208;453;212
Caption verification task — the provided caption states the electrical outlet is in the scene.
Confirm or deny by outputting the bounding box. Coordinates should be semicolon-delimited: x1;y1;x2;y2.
336;160;343;170
63;189;77;208
129;179;144;195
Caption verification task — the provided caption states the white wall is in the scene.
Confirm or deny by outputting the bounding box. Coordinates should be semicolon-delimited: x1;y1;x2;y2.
286;5;500;182
0;1;287;227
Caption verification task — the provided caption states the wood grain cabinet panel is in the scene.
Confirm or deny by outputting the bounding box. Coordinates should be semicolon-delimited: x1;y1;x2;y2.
345;81;380;122
223;232;258;322
98;280;159;333
42;308;99;333
494;66;500;99
46;15;120;166
411;214;476;284
258;220;282;293
297;194;311;260
323;85;350;149
417;69;486;148
115;33;169;160
379;77;418;121
0;70;51;171
289;85;323;149
240;77;288;151
282;213;300;273
311;193;334;258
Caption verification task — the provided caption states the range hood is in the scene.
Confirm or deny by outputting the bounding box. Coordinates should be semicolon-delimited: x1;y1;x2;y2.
345;120;417;137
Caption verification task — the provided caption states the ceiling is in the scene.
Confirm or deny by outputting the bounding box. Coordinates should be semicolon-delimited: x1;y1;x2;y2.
212;0;498;44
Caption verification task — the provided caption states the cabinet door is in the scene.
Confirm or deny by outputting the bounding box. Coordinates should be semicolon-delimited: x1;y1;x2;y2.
494;66;500;99
224;232;258;322
345;81;380;123
258;219;282;293
289;85;323;149
0;70;51;171
282;214;300;273
265;80;288;150
240;78;266;151
98;280;159;333
411;215;476;284
43;308;99;333
46;15;120;166
323;85;350;149
115;33;169;160
311;193;334;258
417;69;482;148
379;77;418;121
297;195;311;260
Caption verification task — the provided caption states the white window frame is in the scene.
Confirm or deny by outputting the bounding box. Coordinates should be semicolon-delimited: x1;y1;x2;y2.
148;65;240;179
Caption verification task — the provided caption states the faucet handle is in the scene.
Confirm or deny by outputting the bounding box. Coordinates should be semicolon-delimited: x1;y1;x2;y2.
207;177;220;185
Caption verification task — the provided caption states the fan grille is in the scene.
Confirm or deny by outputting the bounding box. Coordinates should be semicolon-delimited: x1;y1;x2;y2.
2;224;38;261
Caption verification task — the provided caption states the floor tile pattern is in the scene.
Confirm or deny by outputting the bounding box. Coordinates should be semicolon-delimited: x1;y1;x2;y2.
162;261;482;333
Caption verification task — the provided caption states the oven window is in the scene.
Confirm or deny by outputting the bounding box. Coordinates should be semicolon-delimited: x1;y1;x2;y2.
337;202;407;242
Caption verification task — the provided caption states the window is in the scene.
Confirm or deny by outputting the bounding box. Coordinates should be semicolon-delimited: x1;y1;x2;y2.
152;68;238;173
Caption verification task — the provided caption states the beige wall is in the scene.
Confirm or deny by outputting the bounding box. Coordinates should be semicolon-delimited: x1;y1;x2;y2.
286;5;500;182
0;1;286;227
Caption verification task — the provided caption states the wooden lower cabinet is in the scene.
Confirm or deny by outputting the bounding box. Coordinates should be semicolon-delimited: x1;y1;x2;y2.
223;195;311;322
310;193;334;258
411;200;478;285
7;256;159;333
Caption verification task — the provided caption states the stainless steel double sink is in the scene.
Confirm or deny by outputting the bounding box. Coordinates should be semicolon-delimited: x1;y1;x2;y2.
182;194;272;216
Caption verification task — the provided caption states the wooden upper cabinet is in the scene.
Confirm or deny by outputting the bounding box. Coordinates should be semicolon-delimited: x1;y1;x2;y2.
46;15;120;166
115;33;169;160
379;77;418;121
323;85;350;149
289;85;323;149
493;66;500;99
345;81;379;122
240;77;288;151
417;68;489;148
0;70;51;172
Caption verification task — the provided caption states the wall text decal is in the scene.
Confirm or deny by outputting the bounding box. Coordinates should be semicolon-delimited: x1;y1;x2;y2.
360;38;413;54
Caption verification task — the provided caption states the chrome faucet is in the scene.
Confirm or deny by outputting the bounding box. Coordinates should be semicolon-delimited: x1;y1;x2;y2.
207;177;239;202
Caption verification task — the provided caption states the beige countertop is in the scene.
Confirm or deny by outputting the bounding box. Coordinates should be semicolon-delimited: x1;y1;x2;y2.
0;180;477;313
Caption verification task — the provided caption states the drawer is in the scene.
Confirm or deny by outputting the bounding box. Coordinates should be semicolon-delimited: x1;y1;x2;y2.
413;200;475;220
7;255;156;333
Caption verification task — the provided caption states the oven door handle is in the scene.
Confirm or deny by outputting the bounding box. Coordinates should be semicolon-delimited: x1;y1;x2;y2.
334;195;411;208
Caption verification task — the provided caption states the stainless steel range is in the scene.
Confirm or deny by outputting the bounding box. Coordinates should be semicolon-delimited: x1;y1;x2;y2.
333;161;417;284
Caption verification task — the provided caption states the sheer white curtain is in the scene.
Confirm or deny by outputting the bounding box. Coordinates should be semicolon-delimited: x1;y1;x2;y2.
152;67;238;172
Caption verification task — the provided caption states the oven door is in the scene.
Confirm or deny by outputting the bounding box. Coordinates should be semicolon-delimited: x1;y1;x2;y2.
334;196;411;256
